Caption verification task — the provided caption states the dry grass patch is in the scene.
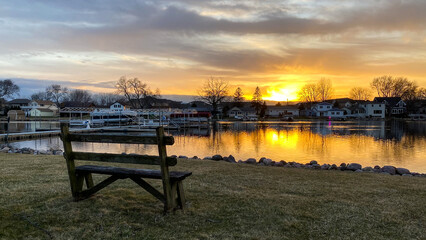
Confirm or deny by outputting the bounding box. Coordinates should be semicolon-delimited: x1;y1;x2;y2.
0;153;425;240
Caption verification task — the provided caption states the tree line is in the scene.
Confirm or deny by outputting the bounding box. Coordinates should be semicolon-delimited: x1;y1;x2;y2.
297;76;426;103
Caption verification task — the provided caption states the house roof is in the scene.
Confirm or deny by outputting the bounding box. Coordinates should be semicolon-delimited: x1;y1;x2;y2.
61;101;96;108
268;105;299;110
34;100;55;105
7;99;31;104
373;97;403;107
316;102;332;105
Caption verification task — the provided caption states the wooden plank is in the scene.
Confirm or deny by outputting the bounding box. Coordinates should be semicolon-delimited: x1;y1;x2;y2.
60;123;79;198
77;175;119;201
157;127;174;213
130;177;165;203
73;152;177;166
75;165;191;180
68;133;174;145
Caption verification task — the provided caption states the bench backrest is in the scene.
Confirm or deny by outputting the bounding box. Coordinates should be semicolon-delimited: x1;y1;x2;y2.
60;123;176;196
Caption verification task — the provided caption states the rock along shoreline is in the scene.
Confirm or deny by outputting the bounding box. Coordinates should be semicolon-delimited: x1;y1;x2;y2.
2;145;424;177
175;154;426;177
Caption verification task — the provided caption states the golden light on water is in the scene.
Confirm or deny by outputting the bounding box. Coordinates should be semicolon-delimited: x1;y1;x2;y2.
266;129;298;149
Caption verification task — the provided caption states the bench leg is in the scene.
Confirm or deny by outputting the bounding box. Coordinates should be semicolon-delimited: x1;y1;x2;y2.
177;181;186;211
85;173;94;188
170;181;178;210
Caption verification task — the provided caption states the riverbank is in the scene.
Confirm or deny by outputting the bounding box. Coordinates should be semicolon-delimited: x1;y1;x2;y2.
1;153;425;239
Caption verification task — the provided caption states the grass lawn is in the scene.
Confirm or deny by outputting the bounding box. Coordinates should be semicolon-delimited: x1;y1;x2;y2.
1;153;425;240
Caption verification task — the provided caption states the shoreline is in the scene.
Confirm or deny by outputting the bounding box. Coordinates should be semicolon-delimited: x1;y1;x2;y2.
2;144;424;176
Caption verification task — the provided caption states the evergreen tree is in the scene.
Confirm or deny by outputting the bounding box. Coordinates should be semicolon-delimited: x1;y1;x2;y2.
251;86;262;114
233;87;244;107
260;101;267;118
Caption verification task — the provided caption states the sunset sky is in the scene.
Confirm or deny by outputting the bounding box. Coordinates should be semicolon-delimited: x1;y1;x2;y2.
1;0;425;101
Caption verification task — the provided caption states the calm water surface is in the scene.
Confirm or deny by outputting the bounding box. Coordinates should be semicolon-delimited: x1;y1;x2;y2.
6;120;426;173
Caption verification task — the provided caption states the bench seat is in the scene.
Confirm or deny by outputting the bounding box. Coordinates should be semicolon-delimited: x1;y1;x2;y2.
76;165;192;181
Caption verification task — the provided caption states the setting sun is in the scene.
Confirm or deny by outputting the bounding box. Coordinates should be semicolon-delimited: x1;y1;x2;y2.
262;87;300;102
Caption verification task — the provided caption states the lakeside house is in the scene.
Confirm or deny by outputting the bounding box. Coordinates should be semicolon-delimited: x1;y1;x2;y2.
7;110;26;120
5;99;31;109
29;108;55;117
267;105;300;117
228;106;257;119
21;100;59;116
374;97;406;116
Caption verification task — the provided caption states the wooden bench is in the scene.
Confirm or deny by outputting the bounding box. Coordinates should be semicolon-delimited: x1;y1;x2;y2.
60;123;191;212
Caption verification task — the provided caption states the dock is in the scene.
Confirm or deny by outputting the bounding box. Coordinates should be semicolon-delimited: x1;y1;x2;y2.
0;128;101;142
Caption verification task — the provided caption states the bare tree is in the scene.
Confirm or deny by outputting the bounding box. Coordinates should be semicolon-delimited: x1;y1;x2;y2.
417;88;426;100
371;76;418;100
317;78;333;102
198;76;229;117
31;91;50;101
92;93;125;107
0;79;20;99
46;84;69;105
297;83;319;103
69;89;92;103
115;76;158;109
251;86;262;114
349;87;372;101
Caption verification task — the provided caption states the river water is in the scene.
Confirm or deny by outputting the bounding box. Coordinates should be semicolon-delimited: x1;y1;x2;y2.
3;120;426;173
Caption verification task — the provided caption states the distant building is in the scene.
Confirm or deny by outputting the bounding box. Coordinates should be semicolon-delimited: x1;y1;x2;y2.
267;105;300;117
29;108;55;117
7;110;26;120
312;102;333;117
374;97;406;116
323;108;345;118
22;100;58;115
6;99;31;109
228;106;257;119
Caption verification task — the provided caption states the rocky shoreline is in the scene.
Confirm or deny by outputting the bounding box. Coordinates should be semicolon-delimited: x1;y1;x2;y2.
1;145;64;156
175;154;426;177
2;145;424;177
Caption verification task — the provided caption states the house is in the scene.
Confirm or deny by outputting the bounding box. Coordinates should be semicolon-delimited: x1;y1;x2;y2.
110;102;126;112
374;97;406;116
312;102;333;117
228;106;257;119
7;110;26;120
6;99;31;109
29;108;55;117
267;105;300;117
324;108;345;118
21;100;58;115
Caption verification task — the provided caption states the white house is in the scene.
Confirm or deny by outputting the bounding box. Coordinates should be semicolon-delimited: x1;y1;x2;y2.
312;102;333;117
228;106;256;119
110;102;126;112
268;105;300;117
324;108;345;118
21;100;58;115
29;108;55;117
